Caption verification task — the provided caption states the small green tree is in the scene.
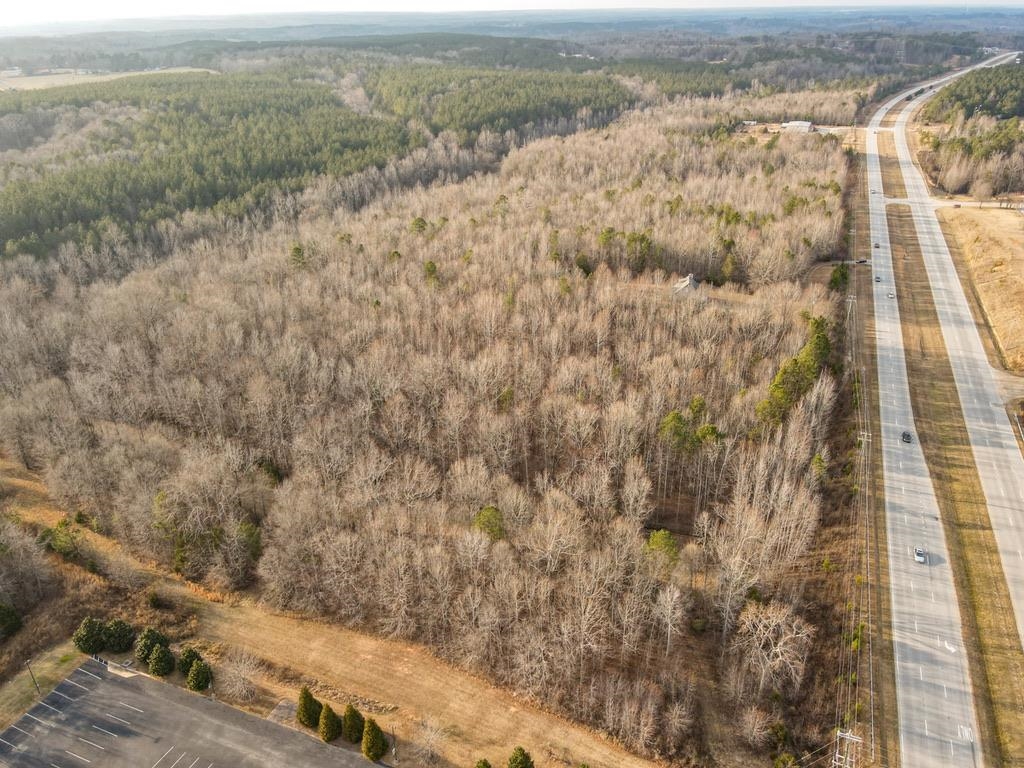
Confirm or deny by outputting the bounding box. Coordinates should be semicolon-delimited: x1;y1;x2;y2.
148;644;175;677
72;617;106;654
187;659;212;691
318;702;342;742
423;260;439;284
102;619;134;653
410;216;428;234
362;717;387;761
0;604;21;639
475;761;493;768
646;529;680;568
342;703;365;743
473;506;505;542
134;627;169;663
507;746;535;768
297;686;323;729
178;646;202;676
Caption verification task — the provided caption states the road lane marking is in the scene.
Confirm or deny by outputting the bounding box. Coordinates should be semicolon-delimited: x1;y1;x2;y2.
152;746;174;768
91;725;117;738
103;713;130;725
119;701;144;713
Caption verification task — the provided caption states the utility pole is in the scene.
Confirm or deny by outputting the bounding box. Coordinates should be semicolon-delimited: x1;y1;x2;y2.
25;658;41;697
832;730;863;768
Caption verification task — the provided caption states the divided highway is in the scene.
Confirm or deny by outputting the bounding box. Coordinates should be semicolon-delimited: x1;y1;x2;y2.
863;53;1018;768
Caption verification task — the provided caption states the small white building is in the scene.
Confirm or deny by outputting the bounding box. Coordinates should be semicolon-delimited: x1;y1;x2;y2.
781;120;815;133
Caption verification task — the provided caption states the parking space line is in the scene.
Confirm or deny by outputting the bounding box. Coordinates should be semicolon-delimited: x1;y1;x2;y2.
78;737;105;750
77;668;102;680
8;724;31;737
64;750;91;763
38;700;61;713
52;689;74;701
103;713;130;725
26;713;55;728
169;753;186;768
63;679;89;691
90;724;117;738
188;758;200;768
152;746;174;768
50;763;64;768
0;738;15;748
119;701;144;713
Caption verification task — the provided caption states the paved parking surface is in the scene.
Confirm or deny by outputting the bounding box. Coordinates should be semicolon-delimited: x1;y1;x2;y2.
0;659;366;767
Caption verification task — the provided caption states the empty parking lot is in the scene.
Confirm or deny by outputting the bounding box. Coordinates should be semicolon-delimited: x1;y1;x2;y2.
0;659;366;767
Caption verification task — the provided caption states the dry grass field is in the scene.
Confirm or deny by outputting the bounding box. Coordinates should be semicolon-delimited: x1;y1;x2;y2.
0;68;214;91
937;206;1024;372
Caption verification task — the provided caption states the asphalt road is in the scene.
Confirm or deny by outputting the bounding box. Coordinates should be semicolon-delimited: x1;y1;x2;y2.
863;54;1017;768
0;658;367;768
891;60;1024;655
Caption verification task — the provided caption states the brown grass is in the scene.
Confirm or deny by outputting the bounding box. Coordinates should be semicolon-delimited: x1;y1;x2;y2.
887;203;1024;768
877;131;907;199
0;68;213;91
936;206;1024;372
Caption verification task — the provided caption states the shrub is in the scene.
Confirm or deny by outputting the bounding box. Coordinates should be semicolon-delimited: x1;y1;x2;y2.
342;703;365;743
296;686;323;729
508;747;535;768
0;604;21;639
148;644;175;677
178;646;202;676
187;660;212;691
475;761;492;768
102;619;134;653
472;506;505;541
134;627;169;663
318;702;342;742
72;617;105;654
362;717;387;761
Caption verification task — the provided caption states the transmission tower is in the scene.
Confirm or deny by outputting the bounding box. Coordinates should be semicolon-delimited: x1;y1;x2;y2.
831;730;863;768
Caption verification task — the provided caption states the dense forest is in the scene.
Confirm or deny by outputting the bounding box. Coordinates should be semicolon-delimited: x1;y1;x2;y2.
920;63;1024;195
0;87;852;763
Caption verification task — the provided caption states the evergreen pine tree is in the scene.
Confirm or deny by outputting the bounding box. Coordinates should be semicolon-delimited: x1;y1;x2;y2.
148;644;175;677
186;660;212;691
507;746;535;768
296;686;323;729
178;646;202;676
318;703;342;742
134;627;169;663
342;703;365;743
102;619;134;653
72;617;106;654
361;717;387;761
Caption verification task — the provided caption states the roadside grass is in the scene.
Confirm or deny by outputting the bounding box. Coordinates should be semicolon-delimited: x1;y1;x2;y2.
876;131;907;200
0;641;81;729
887;203;1024;768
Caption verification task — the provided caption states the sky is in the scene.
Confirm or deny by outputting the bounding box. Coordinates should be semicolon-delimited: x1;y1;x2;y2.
3;0;1020;31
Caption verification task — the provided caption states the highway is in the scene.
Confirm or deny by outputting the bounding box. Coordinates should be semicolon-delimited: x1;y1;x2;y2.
863;53;1018;768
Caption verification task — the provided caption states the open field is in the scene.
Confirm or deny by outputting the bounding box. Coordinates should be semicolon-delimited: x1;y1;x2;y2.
0;68;214;90
887;203;1024;768
0;658;365;768
0;456;658;768
936;206;1024;372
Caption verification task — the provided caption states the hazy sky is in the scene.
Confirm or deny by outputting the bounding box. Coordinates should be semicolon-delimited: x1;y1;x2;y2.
4;1;1020;31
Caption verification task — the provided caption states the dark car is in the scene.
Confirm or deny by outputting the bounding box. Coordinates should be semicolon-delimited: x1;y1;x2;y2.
873;242;880;249
901;431;913;443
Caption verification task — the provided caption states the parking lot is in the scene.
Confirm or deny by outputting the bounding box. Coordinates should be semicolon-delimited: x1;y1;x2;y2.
0;659;366;767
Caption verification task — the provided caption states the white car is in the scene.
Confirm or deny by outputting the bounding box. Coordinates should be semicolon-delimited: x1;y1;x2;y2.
887;292;896;299
914;547;927;564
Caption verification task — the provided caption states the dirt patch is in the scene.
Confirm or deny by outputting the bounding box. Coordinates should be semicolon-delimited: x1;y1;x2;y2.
887;204;1024;768
937;206;1024;372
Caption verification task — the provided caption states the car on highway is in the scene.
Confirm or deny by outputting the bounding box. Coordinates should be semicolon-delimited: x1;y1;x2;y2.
875;276;881;282
914;546;927;564
873;242;880;248
856;258;868;264
902;430;913;443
